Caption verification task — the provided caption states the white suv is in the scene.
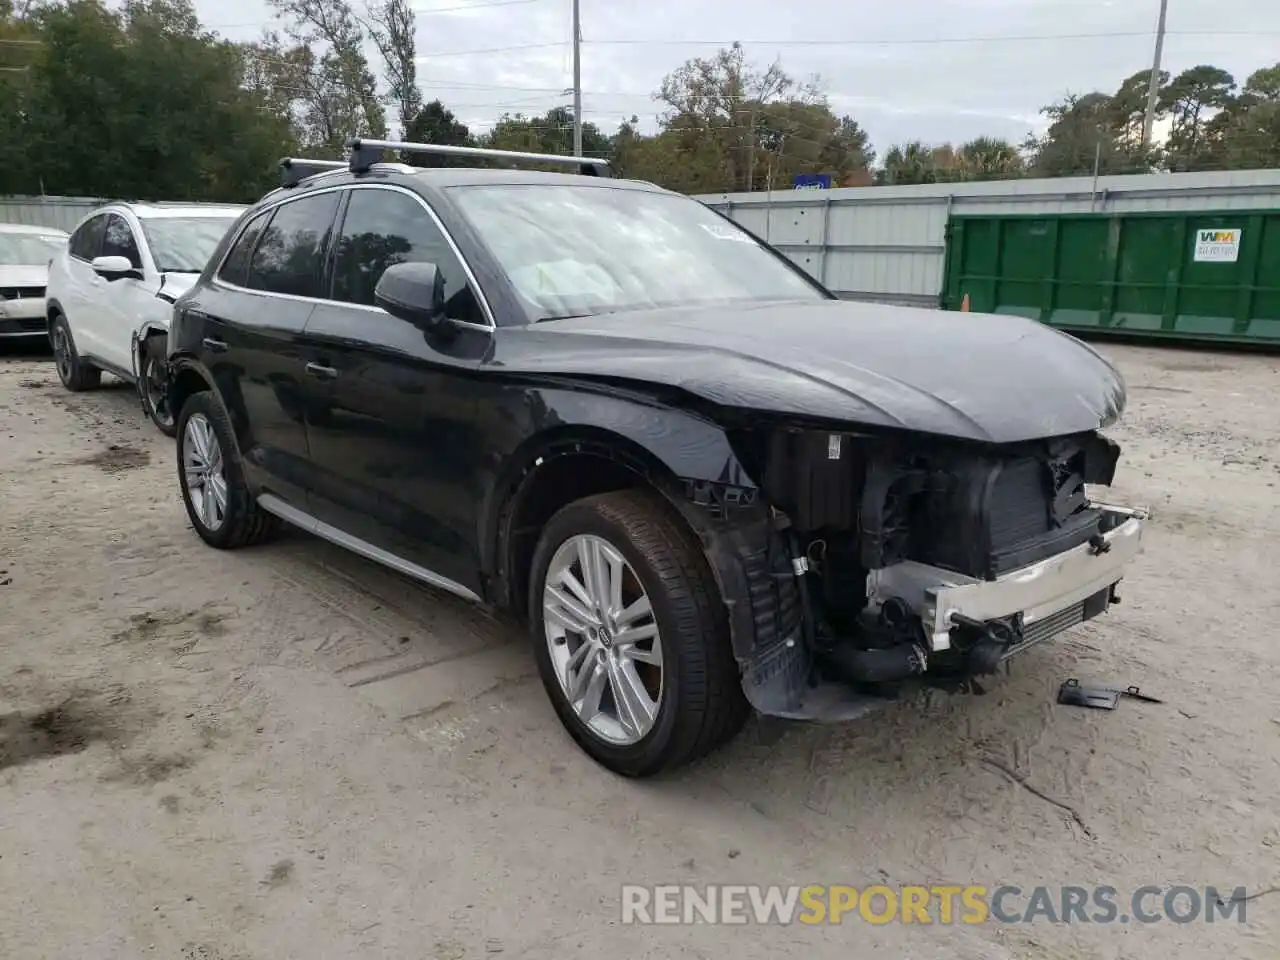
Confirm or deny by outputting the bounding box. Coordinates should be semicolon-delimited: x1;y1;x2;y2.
45;202;245;434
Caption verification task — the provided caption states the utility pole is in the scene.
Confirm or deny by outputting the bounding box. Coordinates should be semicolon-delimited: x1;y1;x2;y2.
1141;0;1169;149
571;0;583;156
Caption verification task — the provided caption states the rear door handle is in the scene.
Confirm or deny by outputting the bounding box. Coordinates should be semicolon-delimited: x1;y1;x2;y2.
305;361;338;380
202;337;228;353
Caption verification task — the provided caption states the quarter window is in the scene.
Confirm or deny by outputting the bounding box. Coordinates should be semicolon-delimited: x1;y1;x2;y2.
330;188;483;324
246;192;339;298
69;214;107;261
101;214;142;269
218;210;271;287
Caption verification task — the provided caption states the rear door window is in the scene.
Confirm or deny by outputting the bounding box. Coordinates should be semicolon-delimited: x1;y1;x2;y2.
246;193;340;298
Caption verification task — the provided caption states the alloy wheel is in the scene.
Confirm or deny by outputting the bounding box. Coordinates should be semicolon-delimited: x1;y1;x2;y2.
183;413;228;531
52;325;73;385
542;534;664;746
143;354;173;428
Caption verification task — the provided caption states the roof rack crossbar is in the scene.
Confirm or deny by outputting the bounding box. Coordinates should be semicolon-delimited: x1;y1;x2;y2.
280;157;347;188
345;138;611;177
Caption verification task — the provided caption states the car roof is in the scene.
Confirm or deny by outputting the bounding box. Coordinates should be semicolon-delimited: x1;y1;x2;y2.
122;203;248;220
393;167;662;191
270;164;668;202
0;222;68;237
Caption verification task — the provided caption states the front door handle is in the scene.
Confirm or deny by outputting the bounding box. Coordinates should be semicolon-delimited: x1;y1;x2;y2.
305;361;338;380
202;337;228;353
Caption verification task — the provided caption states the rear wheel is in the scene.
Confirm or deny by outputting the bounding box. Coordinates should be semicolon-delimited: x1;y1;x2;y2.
529;489;749;777
50;314;101;392
176;391;279;549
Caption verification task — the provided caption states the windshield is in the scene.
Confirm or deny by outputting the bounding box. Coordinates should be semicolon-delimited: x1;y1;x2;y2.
0;231;66;265
447;184;828;323
140;216;239;273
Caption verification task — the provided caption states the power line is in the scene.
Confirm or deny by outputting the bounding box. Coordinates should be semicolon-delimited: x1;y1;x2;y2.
580;29;1280;47
196;0;550;30
415;40;567;58
6;26;1275;49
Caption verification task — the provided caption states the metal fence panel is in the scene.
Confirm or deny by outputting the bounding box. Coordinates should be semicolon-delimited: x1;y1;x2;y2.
698;169;1280;308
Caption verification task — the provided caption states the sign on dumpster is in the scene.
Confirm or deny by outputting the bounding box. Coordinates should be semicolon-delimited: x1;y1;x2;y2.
1193;228;1241;263
793;174;832;190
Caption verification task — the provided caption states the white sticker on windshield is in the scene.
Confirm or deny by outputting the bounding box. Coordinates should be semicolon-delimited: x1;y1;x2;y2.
699;223;754;243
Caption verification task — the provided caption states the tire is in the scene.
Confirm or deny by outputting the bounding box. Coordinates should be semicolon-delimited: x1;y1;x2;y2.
175;390;280;550
139;338;176;437
528;489;749;777
49;313;101;392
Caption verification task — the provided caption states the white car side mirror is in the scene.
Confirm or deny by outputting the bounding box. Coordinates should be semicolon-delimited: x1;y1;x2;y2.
92;255;141;281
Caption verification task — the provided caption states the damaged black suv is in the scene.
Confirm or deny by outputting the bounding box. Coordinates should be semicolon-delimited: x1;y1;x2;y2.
163;139;1147;777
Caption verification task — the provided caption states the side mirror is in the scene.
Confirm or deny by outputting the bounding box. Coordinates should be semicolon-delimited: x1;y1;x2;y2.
374;261;446;329
91;255;141;281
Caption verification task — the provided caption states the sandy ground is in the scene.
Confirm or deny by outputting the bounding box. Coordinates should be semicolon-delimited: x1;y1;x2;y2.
0;339;1277;960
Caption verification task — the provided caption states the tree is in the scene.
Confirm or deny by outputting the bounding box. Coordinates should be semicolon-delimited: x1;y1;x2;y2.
268;0;386;155
2;0;294;200
879;141;941;185
362;0;417;135
482;107;611;161
1214;62;1280;169
238;32;314;144
956;137;1024;180
653;43;870;192
401;99;473;166
1025;91;1151;178
1106;68;1169;156
1160;65;1236;171
1239;64;1280;104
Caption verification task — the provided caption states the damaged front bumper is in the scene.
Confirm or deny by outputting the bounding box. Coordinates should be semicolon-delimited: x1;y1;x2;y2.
707;502;1148;724
868;502;1147;654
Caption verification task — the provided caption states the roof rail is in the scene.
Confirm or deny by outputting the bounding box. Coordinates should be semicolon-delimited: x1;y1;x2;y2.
345;138;610;177
280;157;348;188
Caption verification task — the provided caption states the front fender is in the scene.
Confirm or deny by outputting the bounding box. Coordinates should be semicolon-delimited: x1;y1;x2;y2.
477;384;759;578
478;382;803;711
131;319;169;381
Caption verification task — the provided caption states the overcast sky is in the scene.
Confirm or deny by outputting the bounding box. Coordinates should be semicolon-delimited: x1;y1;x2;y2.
194;0;1280;156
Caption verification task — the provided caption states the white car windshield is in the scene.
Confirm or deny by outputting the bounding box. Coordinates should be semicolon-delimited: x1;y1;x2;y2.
0;231;66;265
140;216;239;273
447;184;828;323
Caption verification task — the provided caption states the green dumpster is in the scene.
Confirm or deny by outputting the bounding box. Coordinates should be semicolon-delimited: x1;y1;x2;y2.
940;210;1280;346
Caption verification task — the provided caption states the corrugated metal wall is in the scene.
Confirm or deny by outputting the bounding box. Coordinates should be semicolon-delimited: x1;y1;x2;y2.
0;196;248;233
696;168;1280;307
0;196;105;233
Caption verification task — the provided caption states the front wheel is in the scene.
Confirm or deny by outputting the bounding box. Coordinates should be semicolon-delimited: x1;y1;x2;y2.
140;339;176;436
528;489;749;777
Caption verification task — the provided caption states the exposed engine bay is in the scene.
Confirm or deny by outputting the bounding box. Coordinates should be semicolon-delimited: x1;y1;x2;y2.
703;425;1147;719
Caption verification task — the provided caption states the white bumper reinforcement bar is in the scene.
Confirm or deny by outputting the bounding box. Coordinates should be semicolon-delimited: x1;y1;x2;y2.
867;503;1148;652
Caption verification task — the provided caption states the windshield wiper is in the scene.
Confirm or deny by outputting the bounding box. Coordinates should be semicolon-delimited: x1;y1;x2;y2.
533;312;597;323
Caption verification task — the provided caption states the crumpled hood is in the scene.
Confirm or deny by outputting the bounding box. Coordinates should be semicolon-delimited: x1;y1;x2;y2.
494;299;1126;444
156;272;199;302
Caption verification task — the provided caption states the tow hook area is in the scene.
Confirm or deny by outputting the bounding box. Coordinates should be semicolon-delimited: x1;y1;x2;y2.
948;612;1015;675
